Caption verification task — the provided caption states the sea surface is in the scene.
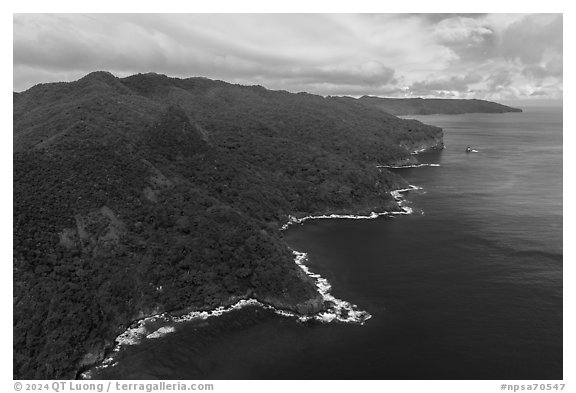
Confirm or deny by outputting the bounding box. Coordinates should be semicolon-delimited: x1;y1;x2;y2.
92;106;563;380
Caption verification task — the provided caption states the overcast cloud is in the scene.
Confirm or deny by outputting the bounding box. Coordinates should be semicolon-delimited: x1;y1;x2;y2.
13;13;563;101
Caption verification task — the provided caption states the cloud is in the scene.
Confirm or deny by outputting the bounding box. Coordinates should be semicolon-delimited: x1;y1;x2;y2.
285;61;397;87
13;13;562;101
13;14;402;93
410;13;489;24
408;73;484;97
500;14;563;65
433;16;494;45
487;69;514;90
522;63;563;80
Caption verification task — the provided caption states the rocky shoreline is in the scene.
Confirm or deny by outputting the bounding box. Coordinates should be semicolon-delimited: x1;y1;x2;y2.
79;178;427;379
75;177;430;378
76;138;443;380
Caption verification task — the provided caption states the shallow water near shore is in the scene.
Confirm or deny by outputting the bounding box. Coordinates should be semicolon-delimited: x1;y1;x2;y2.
91;107;562;380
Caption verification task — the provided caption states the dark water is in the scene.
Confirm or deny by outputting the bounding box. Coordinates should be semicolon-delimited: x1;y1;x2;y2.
94;107;562;380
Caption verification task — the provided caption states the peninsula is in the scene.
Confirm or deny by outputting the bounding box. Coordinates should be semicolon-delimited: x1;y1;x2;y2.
356;96;523;115
14;72;464;379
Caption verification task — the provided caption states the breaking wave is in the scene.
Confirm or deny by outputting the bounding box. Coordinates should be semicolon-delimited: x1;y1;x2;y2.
281;185;422;230
377;163;440;169
84;246;380;378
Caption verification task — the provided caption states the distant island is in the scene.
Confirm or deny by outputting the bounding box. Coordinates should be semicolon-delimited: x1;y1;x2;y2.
356;96;522;116
13;71;515;379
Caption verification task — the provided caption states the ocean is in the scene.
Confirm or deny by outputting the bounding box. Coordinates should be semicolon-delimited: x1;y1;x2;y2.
90;106;563;380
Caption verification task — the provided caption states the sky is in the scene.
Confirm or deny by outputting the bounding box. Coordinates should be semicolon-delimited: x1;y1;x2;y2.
13;13;563;102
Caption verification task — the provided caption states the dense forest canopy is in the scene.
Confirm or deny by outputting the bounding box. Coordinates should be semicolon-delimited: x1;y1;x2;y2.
13;71;444;379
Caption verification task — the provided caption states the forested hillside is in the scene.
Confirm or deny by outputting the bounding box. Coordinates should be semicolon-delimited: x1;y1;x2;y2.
13;72;443;379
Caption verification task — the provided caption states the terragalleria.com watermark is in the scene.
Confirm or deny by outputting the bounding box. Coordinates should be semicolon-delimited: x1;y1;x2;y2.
13;381;215;392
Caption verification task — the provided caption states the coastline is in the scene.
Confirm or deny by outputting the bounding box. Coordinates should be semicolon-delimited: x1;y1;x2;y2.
280;184;422;230
81;182;423;379
82;250;373;379
78;140;442;379
14;70;451;380
77;106;565;380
